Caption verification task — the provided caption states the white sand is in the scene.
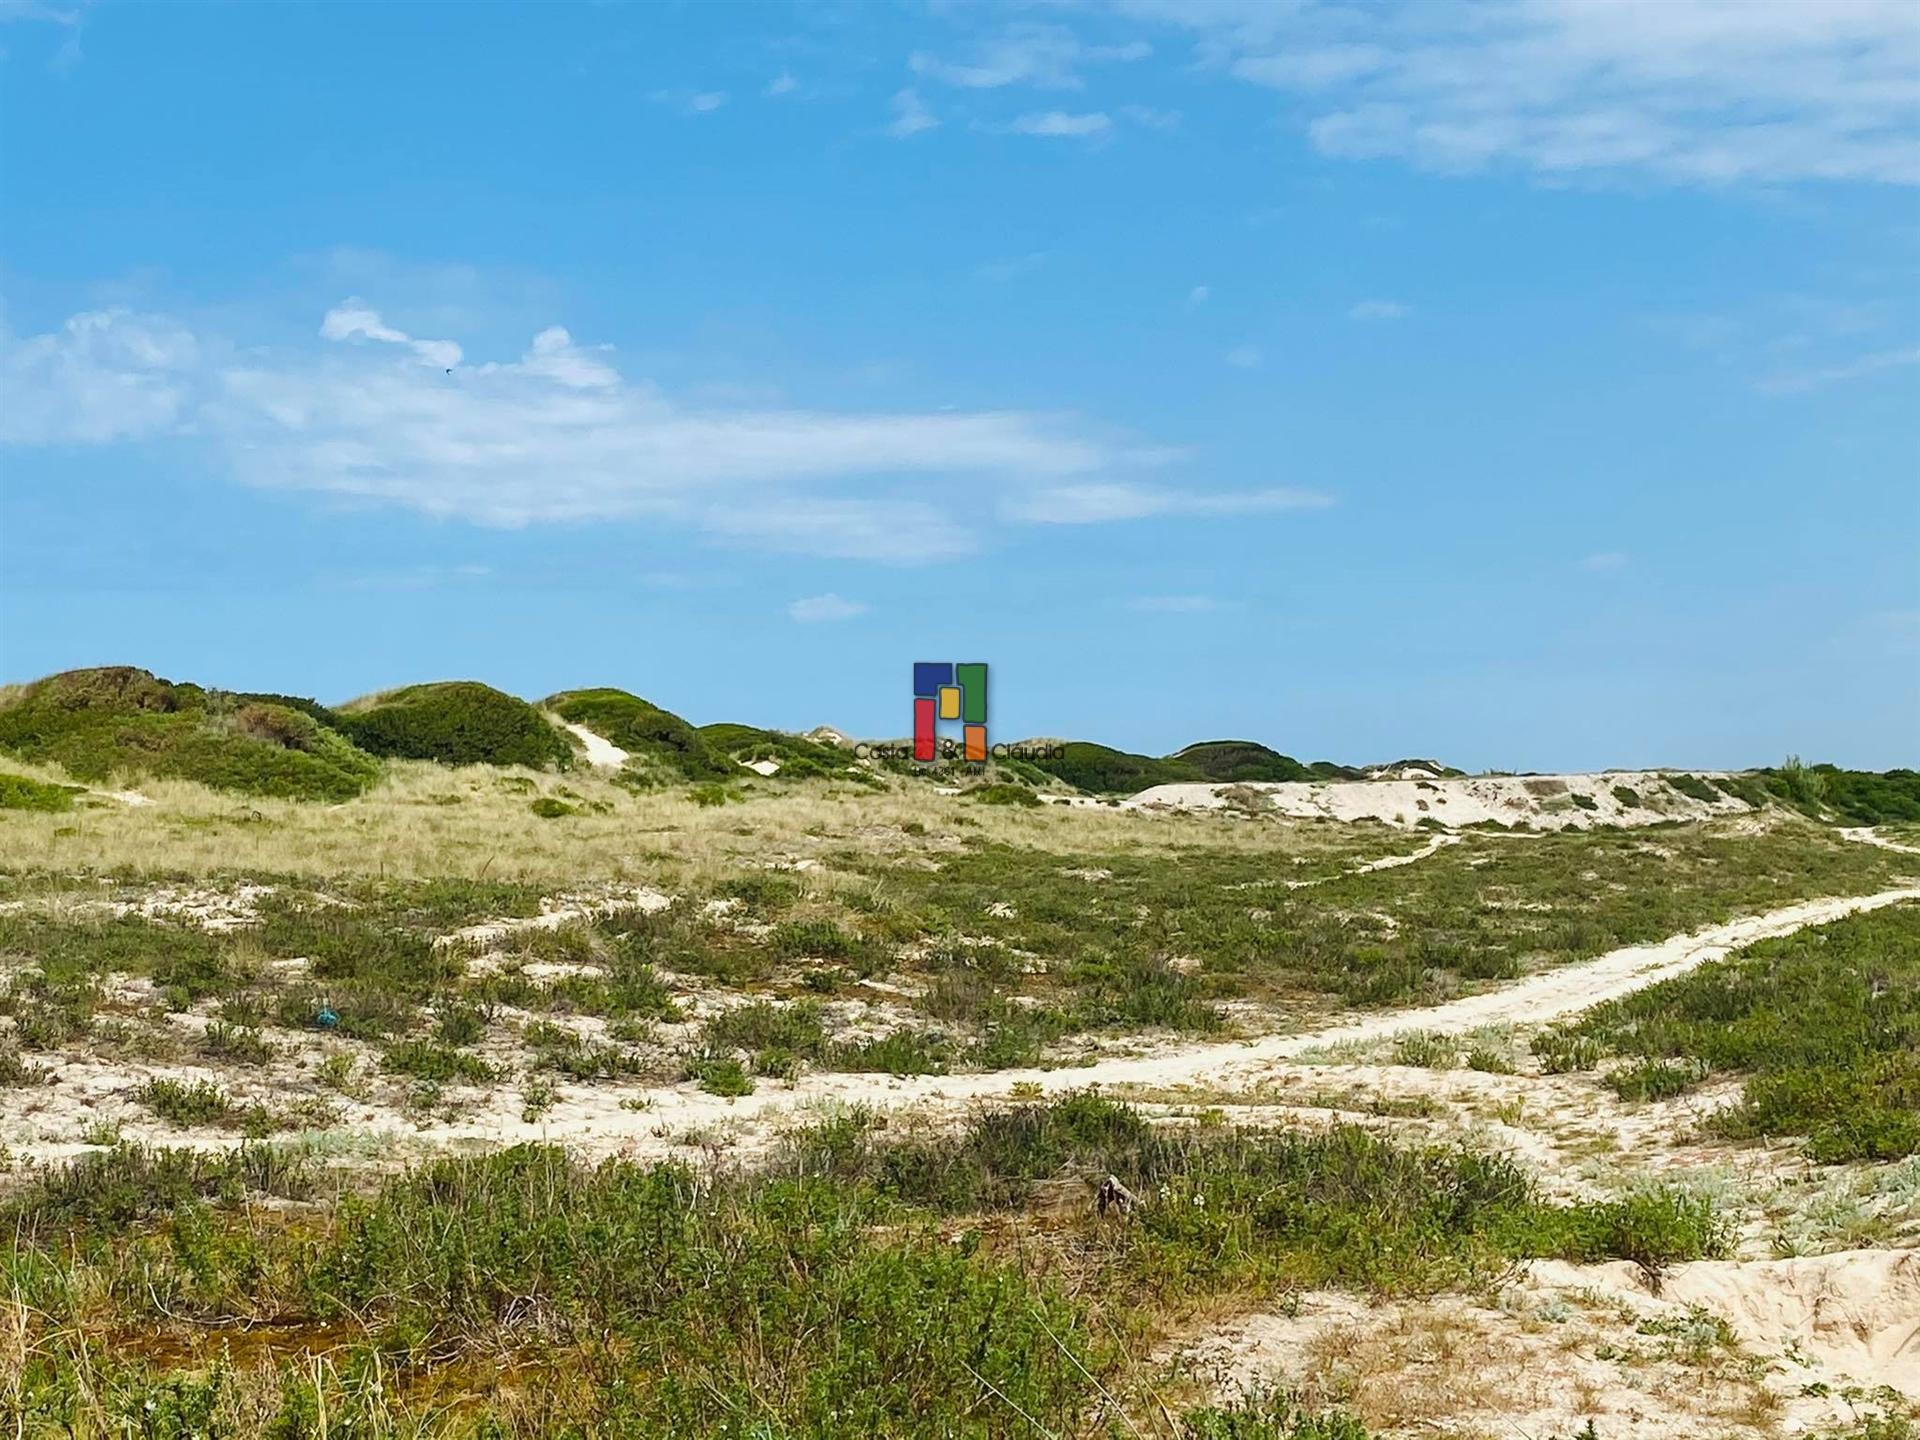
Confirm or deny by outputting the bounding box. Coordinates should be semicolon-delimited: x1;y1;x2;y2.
557;720;629;769
165;883;1910;1166
1129;770;1748;830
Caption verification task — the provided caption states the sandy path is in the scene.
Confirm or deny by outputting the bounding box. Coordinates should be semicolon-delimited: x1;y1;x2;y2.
1284;831;1461;888
557;720;629;769
413;882;1920;1158
1841;826;1920;856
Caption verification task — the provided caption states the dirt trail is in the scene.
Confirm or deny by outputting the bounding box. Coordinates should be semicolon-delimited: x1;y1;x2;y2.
556;719;630;769
393;883;1920;1159
1285;831;1460;888
1841;825;1920;856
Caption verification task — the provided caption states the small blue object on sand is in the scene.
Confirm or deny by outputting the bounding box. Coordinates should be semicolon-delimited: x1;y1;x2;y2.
315;1007;339;1029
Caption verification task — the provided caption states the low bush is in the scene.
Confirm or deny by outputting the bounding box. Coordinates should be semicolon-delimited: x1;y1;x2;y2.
381;1041;498;1087
968;782;1041;807
0;771;83;811
547;688;731;780
137;1078;235;1127
336;682;572;768
1565;904;1920;1160
0;667;380;801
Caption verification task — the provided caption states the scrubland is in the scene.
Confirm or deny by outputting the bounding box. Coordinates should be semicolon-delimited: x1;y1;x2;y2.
1;745;1917;1438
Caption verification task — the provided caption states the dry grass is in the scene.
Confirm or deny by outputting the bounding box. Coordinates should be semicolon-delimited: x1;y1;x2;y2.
0;754;1398;889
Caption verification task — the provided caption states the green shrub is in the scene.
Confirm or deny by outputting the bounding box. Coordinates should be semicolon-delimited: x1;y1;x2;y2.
0;1044;49;1087
1611;785;1643;809
0;772;83;811
547;688;730;780
1392;1031;1456;1068
1181;1393;1375;1439
687;1052;754;1096
0;667;380;801
770;919;867;961
529;796;577;818
1666;773;1721;803
829;1029;950;1076
1756;762;1920;824
381;1041;498;1086
703;1000;828;1058
522;1021;644;1080
199;1022;275;1066
967;782;1040;806
700;722;869;783
1566;905;1920;1161
1024;741;1205;794
1170;740;1322;784
1;1143;311;1238
137;1079;235;1127
1532;1030;1602;1074
335;681;572;768
1605;1057;1709;1101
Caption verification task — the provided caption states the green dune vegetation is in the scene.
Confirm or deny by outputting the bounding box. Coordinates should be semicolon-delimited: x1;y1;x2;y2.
699;721;876;783
335;681;574;769
0;667;380;802
544;687;732;781
1172;739;1321;783
1023;739;1375;794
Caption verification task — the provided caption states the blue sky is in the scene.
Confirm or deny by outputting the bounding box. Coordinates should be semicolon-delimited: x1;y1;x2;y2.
2;0;1916;770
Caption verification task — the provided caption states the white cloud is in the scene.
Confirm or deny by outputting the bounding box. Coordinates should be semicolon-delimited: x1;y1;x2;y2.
765;72;798;98
1120;104;1182;130
909;23;1149;91
1006;110;1112;139
648;89;729;116
1187;285;1211;306
321;300;464;369
6;300;1215;563
1580;550;1629;573
0;308;197;444
1349;299;1409;321
888;88;939;138
1225;344;1261;368
1121;0;1920;187
788;593;868;623
1004;482;1330;523
1757;344;1920;394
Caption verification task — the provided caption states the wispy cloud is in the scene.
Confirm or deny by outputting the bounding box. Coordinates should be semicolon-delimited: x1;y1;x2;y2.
788;593;868;623
320;300;463;369
1119;104;1181;131
1224;344;1261;369
0;308;197;445
909;23;1149;91
1005;110;1111;139
888;88;939;138
765;72;798;98
1757;345;1920;395
1348;299;1409;322
1126;0;1920;187
1187;285;1210;307
648;89;730;116
1004;482;1329;524
1580;551;1630;573
2;300;1206;563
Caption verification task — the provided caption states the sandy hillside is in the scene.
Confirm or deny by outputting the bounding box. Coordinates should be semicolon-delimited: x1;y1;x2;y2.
1129;769;1752;829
